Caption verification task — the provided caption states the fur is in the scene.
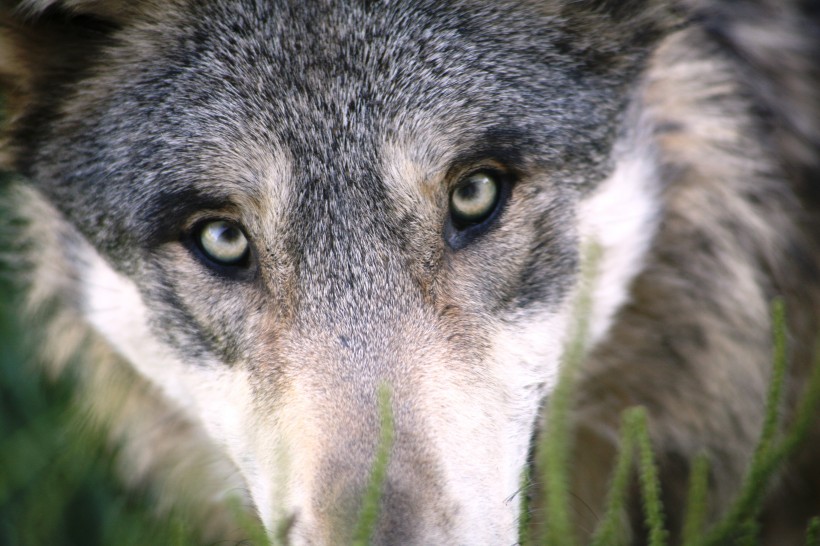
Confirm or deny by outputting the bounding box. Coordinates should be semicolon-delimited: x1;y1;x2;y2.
1;0;819;544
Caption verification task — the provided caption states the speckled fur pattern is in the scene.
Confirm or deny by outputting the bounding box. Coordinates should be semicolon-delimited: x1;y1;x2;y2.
1;0;818;544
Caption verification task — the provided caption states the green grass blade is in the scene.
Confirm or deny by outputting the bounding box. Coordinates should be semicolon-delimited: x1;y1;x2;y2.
589;412;636;546
806;517;820;546
681;454;710;546
630;408;668;546
705;302;820;546
771;344;820;465
536;243;601;546
758;299;788;459
732;520;759;546
352;384;395;546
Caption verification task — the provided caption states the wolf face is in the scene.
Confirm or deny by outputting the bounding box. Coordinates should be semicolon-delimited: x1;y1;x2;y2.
2;0;665;541
3;0;819;544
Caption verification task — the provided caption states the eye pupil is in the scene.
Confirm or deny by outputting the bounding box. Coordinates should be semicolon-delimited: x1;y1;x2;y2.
198;220;249;266
456;182;479;200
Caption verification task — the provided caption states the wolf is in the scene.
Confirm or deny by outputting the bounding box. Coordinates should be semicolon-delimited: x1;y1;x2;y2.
1;0;819;544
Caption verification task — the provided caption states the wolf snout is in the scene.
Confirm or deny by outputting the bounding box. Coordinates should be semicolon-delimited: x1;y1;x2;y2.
275;444;462;546
293;476;433;545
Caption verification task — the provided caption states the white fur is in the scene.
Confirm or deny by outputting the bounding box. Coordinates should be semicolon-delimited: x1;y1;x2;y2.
80;245;272;517
82;250;198;410
489;308;572;535
578;108;662;347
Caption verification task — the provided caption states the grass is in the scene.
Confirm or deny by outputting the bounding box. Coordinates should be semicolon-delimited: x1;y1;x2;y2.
0;174;205;546
353;250;820;546
528;293;820;546
351;385;395;546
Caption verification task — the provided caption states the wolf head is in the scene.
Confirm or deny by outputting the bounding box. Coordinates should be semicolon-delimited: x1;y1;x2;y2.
1;0;675;543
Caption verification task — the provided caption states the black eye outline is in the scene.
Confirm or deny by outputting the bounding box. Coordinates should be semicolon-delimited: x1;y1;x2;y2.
444;168;512;250
186;218;255;277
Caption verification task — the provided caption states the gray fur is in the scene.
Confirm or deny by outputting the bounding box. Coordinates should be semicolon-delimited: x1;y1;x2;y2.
1;0;819;544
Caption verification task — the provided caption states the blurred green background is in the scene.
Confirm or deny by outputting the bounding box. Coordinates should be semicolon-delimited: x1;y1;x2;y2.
0;178;202;545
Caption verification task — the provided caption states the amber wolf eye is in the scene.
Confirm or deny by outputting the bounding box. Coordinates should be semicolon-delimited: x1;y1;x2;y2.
450;171;500;225
445;169;510;249
194;220;251;268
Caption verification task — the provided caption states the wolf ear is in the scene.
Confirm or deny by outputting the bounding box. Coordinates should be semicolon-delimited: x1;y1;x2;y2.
543;0;683;54
0;0;141;91
13;0;140;20
0;0;148;167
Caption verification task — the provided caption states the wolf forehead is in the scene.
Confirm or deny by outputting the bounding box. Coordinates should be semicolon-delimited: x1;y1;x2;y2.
22;0;644;254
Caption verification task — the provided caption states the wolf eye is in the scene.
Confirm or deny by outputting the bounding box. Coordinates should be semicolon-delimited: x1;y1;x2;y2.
450;171;500;227
444;169;510;249
196;220;250;266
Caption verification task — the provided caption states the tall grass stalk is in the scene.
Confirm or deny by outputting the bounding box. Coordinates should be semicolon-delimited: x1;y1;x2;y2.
702;301;820;546
589;413;636;546
533;294;820;546
536;243;601;546
631;408;668;546
351;384;395;546
681;454;710;546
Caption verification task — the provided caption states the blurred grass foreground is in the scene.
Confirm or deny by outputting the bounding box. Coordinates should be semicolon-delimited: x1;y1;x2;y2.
0;184;204;545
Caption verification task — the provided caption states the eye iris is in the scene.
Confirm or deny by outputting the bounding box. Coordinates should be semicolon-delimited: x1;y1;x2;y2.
451;172;499;224
199;221;248;265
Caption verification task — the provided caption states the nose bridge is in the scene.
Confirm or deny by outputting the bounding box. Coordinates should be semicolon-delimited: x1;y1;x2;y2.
279;300;457;544
277;169;473;543
290;158;418;315
292;200;424;382
299;223;408;326
309;411;446;545
302;367;465;546
270;292;515;545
